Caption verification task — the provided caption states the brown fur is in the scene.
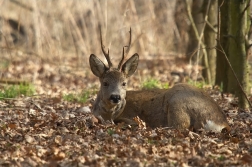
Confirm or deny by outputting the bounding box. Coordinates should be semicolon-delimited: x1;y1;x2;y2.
121;84;230;131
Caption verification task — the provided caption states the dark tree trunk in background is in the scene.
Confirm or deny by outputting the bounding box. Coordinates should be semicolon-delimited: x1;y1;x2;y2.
216;0;228;91
227;0;250;109
216;0;250;109
202;0;217;85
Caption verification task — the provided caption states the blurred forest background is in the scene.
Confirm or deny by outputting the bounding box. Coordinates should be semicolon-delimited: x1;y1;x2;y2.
0;0;251;105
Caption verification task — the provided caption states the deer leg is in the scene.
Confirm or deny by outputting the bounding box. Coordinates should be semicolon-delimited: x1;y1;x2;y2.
167;106;191;129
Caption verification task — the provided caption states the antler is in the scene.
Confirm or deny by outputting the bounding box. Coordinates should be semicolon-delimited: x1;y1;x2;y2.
100;25;113;68
118;27;132;70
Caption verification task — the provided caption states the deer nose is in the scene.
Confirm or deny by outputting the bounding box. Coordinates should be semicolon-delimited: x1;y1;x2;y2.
110;94;121;103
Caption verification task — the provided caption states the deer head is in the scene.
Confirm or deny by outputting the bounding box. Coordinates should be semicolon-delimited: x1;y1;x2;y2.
89;27;139;122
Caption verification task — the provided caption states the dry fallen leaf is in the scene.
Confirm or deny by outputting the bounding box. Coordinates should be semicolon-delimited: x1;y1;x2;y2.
230;137;239;143
25;135;34;144
133;116;146;129
54;152;66;160
54;135;63;145
8;123;17;129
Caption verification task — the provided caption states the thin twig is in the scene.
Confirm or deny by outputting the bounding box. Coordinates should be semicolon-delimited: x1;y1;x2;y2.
3;39;13;61
0;79;29;85
185;0;212;84
30;100;46;113
10;0;33;11
241;0;251;18
10;0;48;16
217;0;225;41
205;20;217;33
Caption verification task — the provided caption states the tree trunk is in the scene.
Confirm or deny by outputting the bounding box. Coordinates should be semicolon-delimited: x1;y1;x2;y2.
216;0;250;109
227;0;249;109
202;0;217;85
216;0;228;92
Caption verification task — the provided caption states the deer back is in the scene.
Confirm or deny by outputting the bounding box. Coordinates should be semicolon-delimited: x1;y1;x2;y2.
121;84;230;132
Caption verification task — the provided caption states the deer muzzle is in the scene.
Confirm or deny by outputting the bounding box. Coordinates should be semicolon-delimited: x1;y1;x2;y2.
109;94;121;103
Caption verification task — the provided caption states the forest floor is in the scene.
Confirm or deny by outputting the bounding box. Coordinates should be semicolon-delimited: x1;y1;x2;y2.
0;53;252;167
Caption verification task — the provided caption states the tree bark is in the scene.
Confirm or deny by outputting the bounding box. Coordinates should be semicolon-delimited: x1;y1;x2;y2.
216;0;228;92
227;0;249;109
216;0;250;109
202;0;217;85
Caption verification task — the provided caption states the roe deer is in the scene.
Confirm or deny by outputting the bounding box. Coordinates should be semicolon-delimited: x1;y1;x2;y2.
89;28;230;132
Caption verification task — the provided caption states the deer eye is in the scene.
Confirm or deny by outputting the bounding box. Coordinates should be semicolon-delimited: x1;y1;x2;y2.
103;82;109;86
122;82;127;86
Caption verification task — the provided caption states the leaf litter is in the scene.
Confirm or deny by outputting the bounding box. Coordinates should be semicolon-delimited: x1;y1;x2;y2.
0;55;252;166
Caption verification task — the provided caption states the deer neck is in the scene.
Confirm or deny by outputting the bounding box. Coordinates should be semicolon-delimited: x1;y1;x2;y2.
92;91;126;122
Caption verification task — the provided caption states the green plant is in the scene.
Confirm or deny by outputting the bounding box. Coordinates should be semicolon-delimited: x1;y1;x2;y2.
63;90;95;103
142;78;160;89
187;79;205;89
0;84;35;99
162;83;169;89
147;139;157;145
0;60;10;69
107;128;115;136
142;78;169;90
218;155;226;161
63;93;75;102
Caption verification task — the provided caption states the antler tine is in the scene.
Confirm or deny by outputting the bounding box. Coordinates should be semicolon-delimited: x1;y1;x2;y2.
118;27;132;70
126;27;132;54
99;25;113;68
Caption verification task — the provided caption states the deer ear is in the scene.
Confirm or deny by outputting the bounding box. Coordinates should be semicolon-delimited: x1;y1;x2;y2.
122;53;139;77
89;54;107;77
